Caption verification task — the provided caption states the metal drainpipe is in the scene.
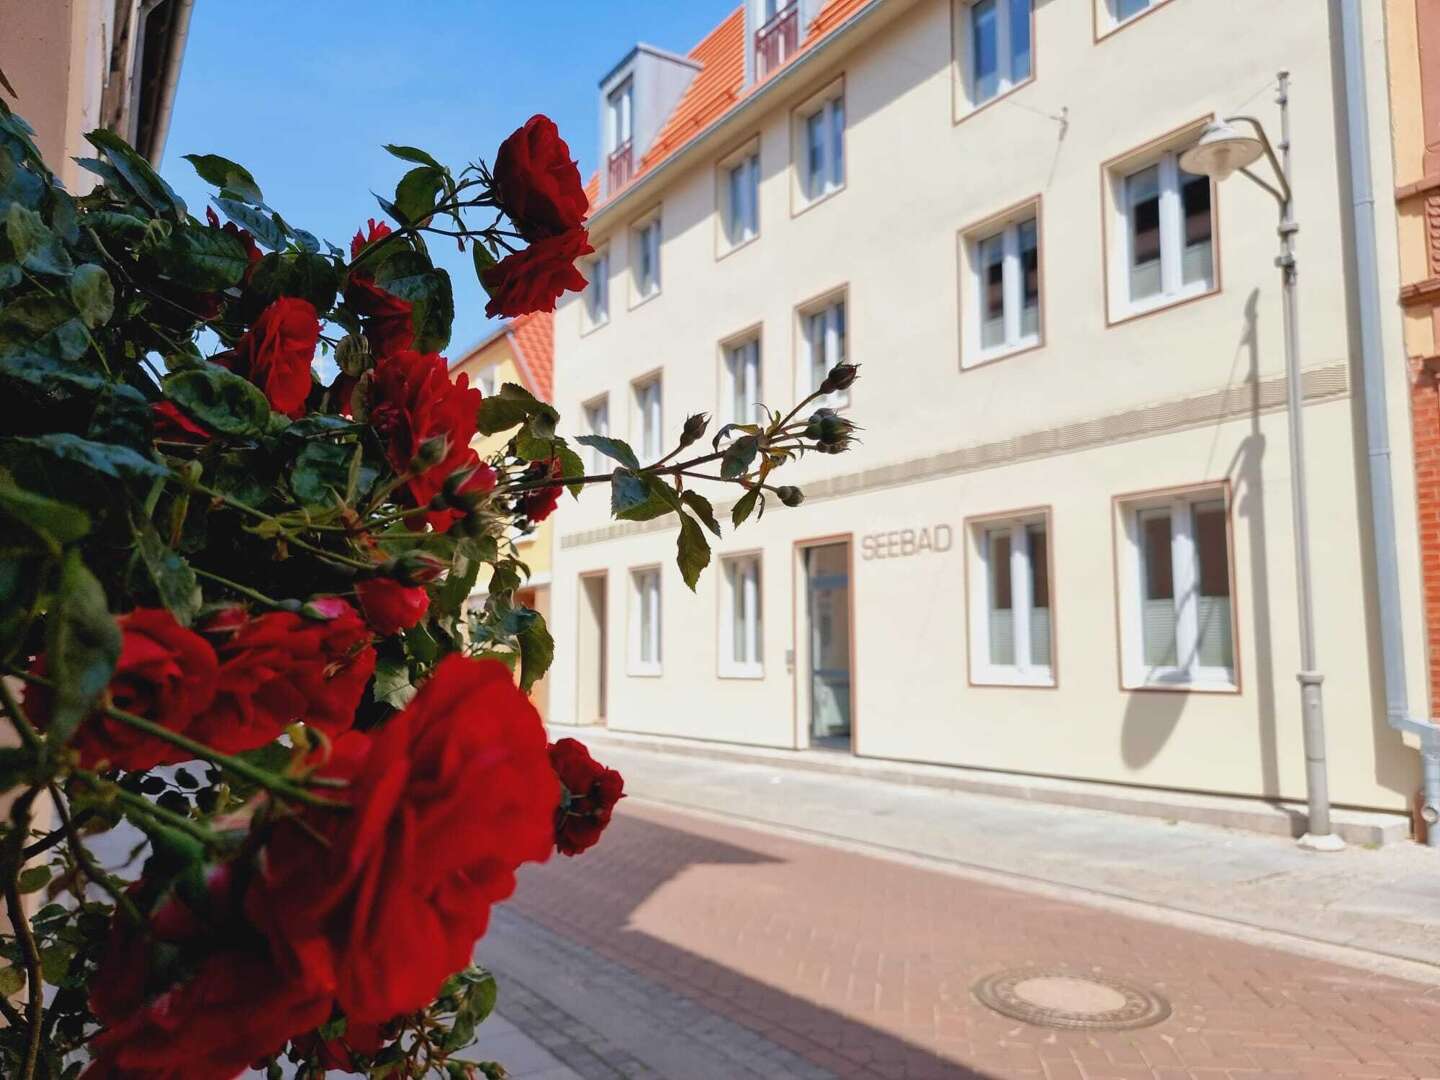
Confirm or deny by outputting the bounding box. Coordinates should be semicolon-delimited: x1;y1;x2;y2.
1336;0;1440;844
138;0;194;166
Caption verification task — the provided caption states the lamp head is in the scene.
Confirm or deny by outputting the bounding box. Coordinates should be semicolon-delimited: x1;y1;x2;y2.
1179;120;1265;182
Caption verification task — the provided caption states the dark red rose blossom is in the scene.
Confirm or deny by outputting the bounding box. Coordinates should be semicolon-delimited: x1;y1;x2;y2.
482;228;592;319
549;738;625;856
187;599;375;754
246;655;559;1024
151;401;211;444
345;275;414;359
368;349;495;531
205;206;262;265
293;1020;387;1072
355;577;430;636
493;115;589;241
232;297;319;418
23;608;218;772
518;458;564;523
350;217;394;260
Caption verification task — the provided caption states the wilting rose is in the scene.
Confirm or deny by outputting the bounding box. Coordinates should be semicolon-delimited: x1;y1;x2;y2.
493;115;589;241
482;228;592;319
232;297;319;418
549;737;625;856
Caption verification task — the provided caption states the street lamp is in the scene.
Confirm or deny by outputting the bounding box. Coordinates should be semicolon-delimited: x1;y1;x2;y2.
1180;72;1343;851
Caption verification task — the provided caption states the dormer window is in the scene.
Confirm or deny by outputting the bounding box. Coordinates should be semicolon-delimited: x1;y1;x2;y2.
607;78;635;191
755;0;799;81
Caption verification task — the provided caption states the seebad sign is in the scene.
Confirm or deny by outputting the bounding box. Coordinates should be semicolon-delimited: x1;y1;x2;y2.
861;525;953;560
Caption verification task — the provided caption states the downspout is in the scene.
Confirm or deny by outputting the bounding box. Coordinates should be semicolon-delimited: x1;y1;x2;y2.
138;0;193;166
1337;0;1440;844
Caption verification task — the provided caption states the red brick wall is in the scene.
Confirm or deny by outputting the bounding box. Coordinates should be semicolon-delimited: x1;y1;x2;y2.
1411;359;1440;699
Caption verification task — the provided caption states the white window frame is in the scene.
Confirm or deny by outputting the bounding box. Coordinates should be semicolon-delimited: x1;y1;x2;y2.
962;205;1041;366
1098;0;1170;34
1107;139;1216;321
608;77;634;152
793;80;845;210
633;375;663;462
798;293;848;408
629;565;662;676
583;246;610;330
722;335;762;426
968;513;1053;687
1117;488;1237;692
630;211;662;304
719;553;763;678
474;364;496;398
956;0;1033;113
718;142;761;253
583;395;610;472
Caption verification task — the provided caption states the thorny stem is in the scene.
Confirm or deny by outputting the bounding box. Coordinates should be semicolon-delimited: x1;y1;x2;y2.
49;784;142;926
4;787;43;1080
192;566;286;609
501;448;734;496
180;476;375;570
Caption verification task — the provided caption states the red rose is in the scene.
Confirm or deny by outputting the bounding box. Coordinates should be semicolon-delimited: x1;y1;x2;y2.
246;655;559;1024
345;275;414;359
518;458;564;523
368;349;495;531
233;297;319;418
549;738;625;856
187;599;375;754
350;217;393;260
24;608;218;772
205;206;262;265
482;229;592;319
151;401;211;444
293;1020;386;1072
355;577;430;636
493;115;589;241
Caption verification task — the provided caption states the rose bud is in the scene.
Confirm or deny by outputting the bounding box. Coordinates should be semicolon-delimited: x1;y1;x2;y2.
820;362;859;394
335;333;373;377
409;434;450;472
381;551;448;586
680;412;710;447
776;486;805;507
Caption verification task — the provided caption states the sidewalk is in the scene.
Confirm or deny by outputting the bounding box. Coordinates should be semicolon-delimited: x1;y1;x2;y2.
548;725;1440;982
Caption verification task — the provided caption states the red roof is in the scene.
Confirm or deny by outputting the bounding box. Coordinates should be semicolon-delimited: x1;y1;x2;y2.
589;0;874;211
450;310;554;404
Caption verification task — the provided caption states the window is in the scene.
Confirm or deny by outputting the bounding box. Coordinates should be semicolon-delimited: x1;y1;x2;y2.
475;365;496;398
721;554;763;677
964;0;1032;108
1112;146;1214;317
723;337;761;424
1119;490;1235;690
584;247;610;327
630;567;662;674
966;212;1039;362
800;92;845;203
608;78;633;151
632;215;661;301
801;297;847;407
634;376;662;461
1111;0;1156;25
723;151;761;248
583;396;609;471
969;515;1052;686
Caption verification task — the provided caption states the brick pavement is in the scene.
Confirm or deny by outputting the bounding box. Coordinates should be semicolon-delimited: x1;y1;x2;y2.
506;801;1440;1080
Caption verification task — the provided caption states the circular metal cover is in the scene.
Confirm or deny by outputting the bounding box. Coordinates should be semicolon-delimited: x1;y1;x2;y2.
971;968;1171;1031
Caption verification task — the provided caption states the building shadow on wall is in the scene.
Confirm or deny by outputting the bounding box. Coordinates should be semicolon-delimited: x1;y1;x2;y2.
1120;291;1285;813
500;810;998;1080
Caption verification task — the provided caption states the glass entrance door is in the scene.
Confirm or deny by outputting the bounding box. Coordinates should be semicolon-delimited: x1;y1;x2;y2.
804;542;852;750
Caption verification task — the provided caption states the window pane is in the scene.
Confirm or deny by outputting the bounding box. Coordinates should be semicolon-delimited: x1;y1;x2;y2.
1180;168;1213;287
731;563;746;662
1027;523;1050;667
829;97;845;187
832;301;846;363
972;0;999;103
1116;0;1152;20
1126;165;1162;300
727;165;744;244
1140;510;1177;667
988;530;1015;666
746;154;760;234
1192;501;1233;670
1009;0;1032;81
978;232;1005;348
1018;218;1040;338
806;111;825;197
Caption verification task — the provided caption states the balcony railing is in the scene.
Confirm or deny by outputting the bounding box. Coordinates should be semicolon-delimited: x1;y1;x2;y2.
607;139;634;193
754;2;799;82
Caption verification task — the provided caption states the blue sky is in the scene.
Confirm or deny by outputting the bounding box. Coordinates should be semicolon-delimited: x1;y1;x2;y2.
160;1;734;354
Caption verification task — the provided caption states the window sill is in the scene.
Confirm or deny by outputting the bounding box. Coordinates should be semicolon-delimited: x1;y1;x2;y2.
964;336;1043;370
628;288;661;313
717;232;760;262
627;663;662;679
1126;672;1237;694
954;75;1036;128
793;182;846;219
1108;282;1217;327
1096;0;1178;42
972;667;1055;689
719;664;765;680
580;315;610;338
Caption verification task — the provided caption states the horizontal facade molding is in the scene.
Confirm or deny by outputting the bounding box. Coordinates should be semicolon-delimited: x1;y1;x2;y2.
559;361;1351;551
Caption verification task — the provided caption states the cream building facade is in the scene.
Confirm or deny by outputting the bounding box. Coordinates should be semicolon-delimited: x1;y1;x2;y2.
550;0;1430;819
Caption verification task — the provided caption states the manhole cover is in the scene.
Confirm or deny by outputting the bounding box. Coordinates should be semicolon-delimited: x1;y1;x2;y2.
972;968;1171;1031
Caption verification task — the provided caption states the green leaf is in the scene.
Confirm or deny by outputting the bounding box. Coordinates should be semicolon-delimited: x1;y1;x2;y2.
0;964;23;996
393;166;443;225
132;517;201;625
610;470;673;522
372;249;453;353
433;551;480;620
474;381;556;436
383;144;443;170
212;197;286;250
731;488;759;527
69;263;114;327
676;514;711;591
6;202;72;275
289;440;377;506
0;483;89;550
3;433;165;481
472;240;496;294
163;365;272;437
182;153;263;205
576;434;640;470
404;622;440;663
17;865;50;894
681;490;722;537
0;747;34;795
243;251;338;316
509;607;554;693
44;549;120;747
555;442;586;499
721;435;760;480
0;295;88;362
85;128;186;220
150;222;250;290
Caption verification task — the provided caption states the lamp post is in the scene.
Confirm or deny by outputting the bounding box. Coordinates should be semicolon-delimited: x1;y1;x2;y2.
1180;72;1343;851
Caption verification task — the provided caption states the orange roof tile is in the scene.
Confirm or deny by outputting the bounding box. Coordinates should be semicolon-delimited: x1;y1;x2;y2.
508;310;554;403
588;0;875;211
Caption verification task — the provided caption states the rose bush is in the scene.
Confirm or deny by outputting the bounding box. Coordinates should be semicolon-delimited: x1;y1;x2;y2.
0;93;858;1079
